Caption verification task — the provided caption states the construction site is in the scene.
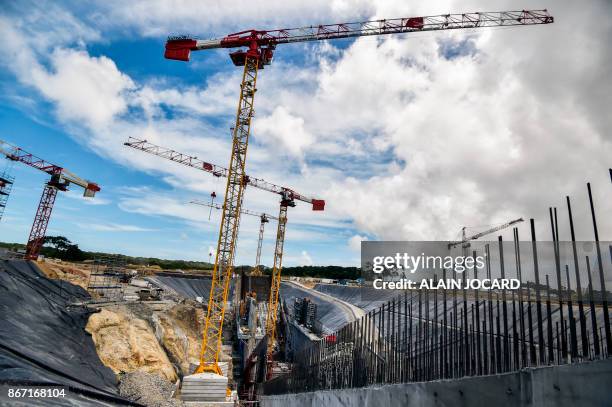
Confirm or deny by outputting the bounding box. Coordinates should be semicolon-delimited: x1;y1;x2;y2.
0;3;611;407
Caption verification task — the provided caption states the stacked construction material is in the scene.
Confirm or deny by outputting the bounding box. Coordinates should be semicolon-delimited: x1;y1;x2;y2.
293;298;317;329
181;372;228;402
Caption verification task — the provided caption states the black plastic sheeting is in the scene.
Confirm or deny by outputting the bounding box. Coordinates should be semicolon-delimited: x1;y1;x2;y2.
314;284;396;312
148;275;235;301
149;275;211;299
314;284;400;311
0;260;135;406
279;283;353;333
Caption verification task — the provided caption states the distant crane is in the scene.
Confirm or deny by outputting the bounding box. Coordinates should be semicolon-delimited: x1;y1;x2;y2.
189;198;277;275
0;139;100;260
0;171;14;222
124;136;323;374
164;9;553;377
448;218;524;249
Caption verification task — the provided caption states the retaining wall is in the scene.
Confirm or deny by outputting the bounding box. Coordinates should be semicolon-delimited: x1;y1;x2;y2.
261;358;612;407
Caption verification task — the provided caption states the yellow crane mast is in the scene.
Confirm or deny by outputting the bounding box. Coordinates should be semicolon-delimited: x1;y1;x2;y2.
198;56;258;374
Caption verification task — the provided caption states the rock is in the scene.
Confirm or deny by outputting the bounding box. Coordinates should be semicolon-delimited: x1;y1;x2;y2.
154;303;206;375
86;308;178;382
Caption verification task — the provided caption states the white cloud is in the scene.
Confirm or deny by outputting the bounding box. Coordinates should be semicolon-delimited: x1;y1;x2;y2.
88;0;375;37
1;0;612;267
64;190;112;206
117;190;212;229
256;106;314;158
29;49;135;127
300;250;313;266
78;222;155;232
348;235;367;252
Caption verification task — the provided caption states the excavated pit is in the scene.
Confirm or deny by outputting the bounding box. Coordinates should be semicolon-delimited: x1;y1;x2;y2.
0;260;218;406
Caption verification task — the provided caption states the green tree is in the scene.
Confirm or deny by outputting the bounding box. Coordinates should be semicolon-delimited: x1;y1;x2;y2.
41;236;86;261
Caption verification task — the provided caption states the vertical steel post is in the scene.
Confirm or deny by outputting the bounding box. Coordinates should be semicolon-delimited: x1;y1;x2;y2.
530;219;545;365
545;275;554;363
567;196;588;357
565;265;578;359
527;287;536;365
498;236;510;371
585;256;600;357
587;183;611;354
514;228;527;367
551;208;567;357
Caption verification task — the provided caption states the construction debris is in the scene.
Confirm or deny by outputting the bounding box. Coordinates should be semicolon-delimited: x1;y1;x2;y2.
119;370;183;407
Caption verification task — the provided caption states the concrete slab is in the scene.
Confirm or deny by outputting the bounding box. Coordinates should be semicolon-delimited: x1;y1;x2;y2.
181;372;228;402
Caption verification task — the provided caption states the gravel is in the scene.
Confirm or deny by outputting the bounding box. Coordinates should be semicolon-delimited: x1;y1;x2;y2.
119;371;183;407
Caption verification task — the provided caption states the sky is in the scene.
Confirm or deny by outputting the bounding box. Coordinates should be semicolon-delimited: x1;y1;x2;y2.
0;0;610;267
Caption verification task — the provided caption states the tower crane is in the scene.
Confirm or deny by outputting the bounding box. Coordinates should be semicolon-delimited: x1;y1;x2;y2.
448;218;524;249
124;137;323;374
163;8;553;378
0;139;100;260
189;198;277;275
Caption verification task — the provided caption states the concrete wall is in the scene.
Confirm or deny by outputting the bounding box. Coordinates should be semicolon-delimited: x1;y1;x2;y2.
262;359;612;407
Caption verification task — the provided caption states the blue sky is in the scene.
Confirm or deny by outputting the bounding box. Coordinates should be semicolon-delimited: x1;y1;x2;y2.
0;1;611;266
0;1;372;266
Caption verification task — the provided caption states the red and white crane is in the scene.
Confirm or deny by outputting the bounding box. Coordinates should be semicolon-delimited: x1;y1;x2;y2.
125;137;324;211
163;8;553;378
124;136;322;367
165;10;553;63
0;139;100;260
449;218;525;249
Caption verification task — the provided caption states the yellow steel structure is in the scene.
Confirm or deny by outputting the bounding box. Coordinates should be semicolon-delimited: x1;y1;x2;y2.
196;55;259;375
251;213;269;277
265;197;291;360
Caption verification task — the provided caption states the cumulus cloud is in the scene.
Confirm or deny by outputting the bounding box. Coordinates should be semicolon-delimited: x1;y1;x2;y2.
31;49;135;127
256;106;314;158
88;0;375;37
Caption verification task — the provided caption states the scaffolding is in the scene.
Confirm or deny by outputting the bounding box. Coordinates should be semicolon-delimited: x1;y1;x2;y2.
0;171;14;222
87;257;126;302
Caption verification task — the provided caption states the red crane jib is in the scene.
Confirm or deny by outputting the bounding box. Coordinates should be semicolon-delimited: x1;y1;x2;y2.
164;10;554;62
164;16;425;62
